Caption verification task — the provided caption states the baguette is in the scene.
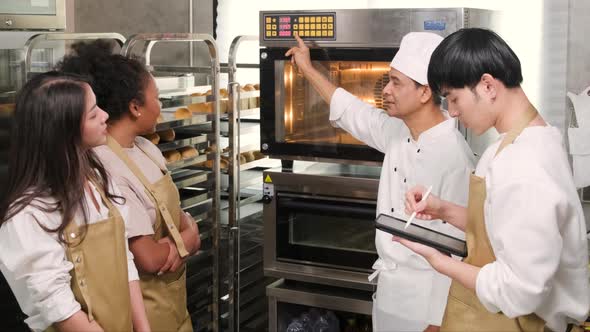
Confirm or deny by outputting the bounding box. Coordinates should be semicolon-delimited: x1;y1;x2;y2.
163;150;181;163
143;132;160;145
187;102;211;113
158;128;175;142
242;151;256;162
253;150;265;160
179;146;198;159
174;107;192;119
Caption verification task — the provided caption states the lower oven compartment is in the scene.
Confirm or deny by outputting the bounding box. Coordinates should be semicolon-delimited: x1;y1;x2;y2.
276;194;377;272
263;168;380;290
267;279;373;332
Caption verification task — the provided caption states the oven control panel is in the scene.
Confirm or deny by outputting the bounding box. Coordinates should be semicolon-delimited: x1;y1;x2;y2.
263;13;336;40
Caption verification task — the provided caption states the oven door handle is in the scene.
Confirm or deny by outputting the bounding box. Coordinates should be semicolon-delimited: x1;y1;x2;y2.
278;198;375;218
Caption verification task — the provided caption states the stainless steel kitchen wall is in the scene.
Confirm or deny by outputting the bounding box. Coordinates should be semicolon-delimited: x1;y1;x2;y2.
74;0;214;83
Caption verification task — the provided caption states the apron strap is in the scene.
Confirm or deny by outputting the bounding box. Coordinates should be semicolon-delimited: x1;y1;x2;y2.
134;140;168;174
91;179;122;220
107;136;162;194
106;136;189;258
494;105;539;157
63;179;120;237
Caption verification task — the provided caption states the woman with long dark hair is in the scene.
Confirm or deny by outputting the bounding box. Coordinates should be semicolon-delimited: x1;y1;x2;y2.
0;72;150;332
58;41;200;332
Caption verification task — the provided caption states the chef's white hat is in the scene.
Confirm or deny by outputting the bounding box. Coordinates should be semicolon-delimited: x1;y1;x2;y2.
390;32;443;85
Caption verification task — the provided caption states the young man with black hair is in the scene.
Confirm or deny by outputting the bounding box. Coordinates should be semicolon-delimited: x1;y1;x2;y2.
401;28;589;332
287;33;475;332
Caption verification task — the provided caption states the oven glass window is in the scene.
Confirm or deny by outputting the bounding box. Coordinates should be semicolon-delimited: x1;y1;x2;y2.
276;60;390;146
276;195;377;271
289;213;375;254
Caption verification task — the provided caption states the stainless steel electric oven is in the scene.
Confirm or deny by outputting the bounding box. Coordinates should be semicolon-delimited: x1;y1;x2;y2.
259;8;493;164
263;163;380;290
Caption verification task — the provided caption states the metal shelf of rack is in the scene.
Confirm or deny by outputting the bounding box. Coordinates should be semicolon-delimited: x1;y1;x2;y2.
221;107;259;120
179;187;211;208
221;156;279;173
223;35;276;332
155;113;213;131
167;154;209;171
172;169;212;188
157;134;208;152
121;32;222;332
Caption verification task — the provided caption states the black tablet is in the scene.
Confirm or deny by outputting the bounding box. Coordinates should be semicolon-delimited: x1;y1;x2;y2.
375;213;467;257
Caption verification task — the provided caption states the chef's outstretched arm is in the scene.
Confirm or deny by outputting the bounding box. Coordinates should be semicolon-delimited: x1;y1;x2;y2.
285;34;336;104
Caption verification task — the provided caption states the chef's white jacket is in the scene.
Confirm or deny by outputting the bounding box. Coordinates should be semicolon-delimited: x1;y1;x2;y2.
474;125;590;332
330;88;475;328
0;180;138;332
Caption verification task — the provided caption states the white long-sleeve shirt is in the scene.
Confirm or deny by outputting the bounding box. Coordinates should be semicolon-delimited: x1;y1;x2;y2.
0;180;138;332
474;125;590;332
330;88;475;325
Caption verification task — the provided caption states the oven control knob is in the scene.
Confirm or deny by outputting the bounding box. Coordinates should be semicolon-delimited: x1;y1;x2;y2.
262;195;272;204
261;52;268;60
262;143;269;150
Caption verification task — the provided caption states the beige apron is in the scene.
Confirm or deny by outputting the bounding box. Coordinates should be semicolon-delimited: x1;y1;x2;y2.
107;136;192;332
46;181;132;332
441;105;550;332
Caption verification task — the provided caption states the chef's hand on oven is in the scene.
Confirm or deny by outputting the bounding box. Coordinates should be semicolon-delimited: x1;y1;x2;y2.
285;34;313;74
405;185;443;221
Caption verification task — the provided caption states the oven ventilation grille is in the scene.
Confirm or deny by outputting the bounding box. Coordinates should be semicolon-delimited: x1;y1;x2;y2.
374;73;389;109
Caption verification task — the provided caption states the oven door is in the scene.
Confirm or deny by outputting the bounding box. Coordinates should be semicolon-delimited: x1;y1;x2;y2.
260;47;394;162
275;192;377;272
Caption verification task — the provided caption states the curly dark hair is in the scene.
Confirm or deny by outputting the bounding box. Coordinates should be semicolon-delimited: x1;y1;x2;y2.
57;39;151;123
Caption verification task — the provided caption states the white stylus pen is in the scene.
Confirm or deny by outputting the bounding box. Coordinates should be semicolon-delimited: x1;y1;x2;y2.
405;185;433;229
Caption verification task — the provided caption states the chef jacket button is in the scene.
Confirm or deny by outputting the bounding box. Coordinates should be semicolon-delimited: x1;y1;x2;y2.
403;178;406;183
417;149;421;153
394;167;397;172
407;138;410;143
391;208;394;213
